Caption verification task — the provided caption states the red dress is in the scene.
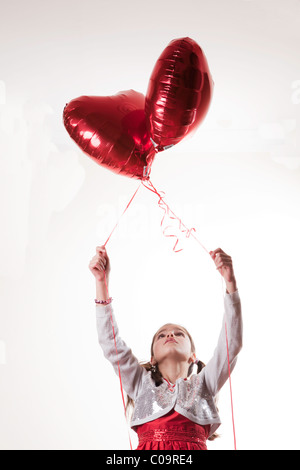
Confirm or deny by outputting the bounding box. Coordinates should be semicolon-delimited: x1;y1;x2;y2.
135;409;210;451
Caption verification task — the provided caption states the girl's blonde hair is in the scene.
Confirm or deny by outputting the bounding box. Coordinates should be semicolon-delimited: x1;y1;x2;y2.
126;323;219;441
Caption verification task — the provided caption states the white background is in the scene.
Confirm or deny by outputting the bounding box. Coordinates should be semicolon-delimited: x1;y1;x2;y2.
0;0;300;450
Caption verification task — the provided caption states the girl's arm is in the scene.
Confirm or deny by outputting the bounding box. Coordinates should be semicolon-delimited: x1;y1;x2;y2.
204;290;242;397
204;249;243;396
95;300;146;401
89;246;146;400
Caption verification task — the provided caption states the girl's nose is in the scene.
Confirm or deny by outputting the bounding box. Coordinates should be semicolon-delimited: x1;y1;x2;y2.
167;332;174;337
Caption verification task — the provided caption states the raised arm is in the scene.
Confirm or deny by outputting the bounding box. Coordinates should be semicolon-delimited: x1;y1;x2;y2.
89;246;146;400
204;249;243;396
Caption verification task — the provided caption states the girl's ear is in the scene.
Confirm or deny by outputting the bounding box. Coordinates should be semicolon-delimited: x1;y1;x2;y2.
150;356;156;366
188;352;197;364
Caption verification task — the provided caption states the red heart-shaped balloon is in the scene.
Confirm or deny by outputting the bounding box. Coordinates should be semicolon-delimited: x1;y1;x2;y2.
63;90;156;180
145;37;214;151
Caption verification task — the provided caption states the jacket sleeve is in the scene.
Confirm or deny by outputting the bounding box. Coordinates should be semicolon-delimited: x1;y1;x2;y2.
95;303;146;400
204;290;243;397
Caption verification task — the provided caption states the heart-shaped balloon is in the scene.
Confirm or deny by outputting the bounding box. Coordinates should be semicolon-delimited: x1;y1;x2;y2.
63;90;156;180
145;37;214;151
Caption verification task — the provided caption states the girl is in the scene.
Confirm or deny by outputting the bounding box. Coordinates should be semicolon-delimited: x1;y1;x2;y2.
89;245;242;450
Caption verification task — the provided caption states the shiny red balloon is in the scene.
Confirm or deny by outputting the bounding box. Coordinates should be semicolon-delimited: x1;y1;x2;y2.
63;90;156;180
145;37;214;151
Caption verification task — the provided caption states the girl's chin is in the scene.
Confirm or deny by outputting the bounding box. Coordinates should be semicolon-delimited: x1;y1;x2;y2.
159;352;189;362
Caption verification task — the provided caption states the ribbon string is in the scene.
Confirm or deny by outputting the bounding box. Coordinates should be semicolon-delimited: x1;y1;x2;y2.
143;178;236;449
142;179;209;254
103;272;133;450
102;183;143;450
221;276;237;450
100;177;237;450
104;181;143;247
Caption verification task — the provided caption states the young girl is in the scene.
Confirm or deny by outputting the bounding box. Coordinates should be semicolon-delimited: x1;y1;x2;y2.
89;245;242;450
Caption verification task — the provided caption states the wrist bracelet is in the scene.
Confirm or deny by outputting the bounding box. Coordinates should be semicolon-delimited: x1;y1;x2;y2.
94;297;113;305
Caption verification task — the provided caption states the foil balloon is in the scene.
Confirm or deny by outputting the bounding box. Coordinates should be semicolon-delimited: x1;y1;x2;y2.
63;90;156;180
145;37;214;151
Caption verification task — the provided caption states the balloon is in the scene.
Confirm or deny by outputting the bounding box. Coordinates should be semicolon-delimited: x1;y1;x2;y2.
63;90;156;180
145;37;214;151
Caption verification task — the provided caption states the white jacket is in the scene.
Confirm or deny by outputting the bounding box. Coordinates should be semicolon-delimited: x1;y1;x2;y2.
96;290;242;437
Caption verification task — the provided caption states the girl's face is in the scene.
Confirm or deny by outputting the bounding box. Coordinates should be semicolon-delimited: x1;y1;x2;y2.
151;323;196;366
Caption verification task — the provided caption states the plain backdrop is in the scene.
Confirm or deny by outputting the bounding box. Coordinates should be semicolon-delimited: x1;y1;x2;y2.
0;0;300;450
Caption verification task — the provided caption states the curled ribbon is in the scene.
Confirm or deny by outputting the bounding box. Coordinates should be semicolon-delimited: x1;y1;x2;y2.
142;179;207;254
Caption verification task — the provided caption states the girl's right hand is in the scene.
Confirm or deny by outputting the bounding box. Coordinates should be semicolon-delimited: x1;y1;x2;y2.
89;245;111;283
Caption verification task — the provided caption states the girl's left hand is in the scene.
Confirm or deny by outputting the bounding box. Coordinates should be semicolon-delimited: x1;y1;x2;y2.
209;248;236;285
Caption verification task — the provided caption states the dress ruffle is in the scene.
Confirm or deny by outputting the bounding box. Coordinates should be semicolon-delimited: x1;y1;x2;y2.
135;409;210;451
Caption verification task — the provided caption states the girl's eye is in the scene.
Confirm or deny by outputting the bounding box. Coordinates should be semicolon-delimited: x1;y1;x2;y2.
157;333;165;339
175;332;184;336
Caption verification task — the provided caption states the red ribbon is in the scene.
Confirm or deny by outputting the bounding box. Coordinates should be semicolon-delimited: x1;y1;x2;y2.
142;179;209;254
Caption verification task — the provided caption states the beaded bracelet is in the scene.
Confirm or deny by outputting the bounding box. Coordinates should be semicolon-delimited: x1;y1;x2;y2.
94;297;113;305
